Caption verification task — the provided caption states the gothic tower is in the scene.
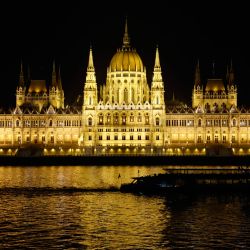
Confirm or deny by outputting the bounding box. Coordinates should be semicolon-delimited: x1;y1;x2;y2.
49;61;65;109
16;61;26;107
151;46;165;109
82;47;98;148
227;60;237;107
83;47;98;110
192;60;203;108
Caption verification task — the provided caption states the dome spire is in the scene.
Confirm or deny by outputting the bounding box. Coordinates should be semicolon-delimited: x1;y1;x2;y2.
122;17;130;48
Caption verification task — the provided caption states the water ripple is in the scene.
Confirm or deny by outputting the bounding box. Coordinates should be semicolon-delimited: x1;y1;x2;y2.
1;166;250;249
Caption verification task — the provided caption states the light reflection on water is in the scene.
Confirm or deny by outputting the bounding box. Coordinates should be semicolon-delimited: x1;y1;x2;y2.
0;166;250;249
0;166;165;189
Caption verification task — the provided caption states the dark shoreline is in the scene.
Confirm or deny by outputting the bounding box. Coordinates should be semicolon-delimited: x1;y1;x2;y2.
0;155;250;166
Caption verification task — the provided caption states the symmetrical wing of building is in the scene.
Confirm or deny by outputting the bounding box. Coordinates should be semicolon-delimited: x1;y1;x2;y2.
0;21;248;156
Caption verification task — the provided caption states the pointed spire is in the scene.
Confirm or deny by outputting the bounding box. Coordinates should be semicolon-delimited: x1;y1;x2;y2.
85;46;97;87
226;65;229;82
152;46;163;88
52;59;57;87
228;59;235;86
27;64;31;84
53;60;56;72
87;46;95;71
58;65;63;90
172;92;175;101
154;45;161;70
230;59;233;72
19;60;25;86
194;59;201;87
212;61;215;76
122;17;130;49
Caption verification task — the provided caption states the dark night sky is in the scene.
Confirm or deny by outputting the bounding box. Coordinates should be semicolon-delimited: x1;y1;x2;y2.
0;1;249;107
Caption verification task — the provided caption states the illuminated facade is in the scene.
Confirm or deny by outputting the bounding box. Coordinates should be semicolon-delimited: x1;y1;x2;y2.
0;21;249;156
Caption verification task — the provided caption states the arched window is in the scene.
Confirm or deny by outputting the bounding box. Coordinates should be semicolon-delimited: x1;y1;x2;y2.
114;113;119;125
232;118;237;127
198;119;202;127
107;114;111;124
138;113;142;122
117;89;119;103
156;117;160;126
122;114;126;125
16;120;19;127
130;113;134;122
49;120;52;127
131;88;135;103
124;88;128;103
99;114;103;125
156;96;159;105
89;97;92;105
88;117;92;126
145;114;149;125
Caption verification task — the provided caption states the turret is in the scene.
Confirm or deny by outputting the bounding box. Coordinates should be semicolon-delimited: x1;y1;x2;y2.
49;60;64;109
83;47;98;109
151;46;165;109
192;60;203;108
16;61;26;107
227;60;237;107
56;65;64;108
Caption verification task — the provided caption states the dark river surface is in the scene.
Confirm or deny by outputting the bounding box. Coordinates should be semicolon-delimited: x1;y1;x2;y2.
0;166;250;249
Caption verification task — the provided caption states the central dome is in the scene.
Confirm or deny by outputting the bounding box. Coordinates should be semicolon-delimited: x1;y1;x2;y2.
109;19;144;72
110;48;143;72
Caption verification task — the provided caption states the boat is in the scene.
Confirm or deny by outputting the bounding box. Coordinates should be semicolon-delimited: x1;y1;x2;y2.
120;167;250;193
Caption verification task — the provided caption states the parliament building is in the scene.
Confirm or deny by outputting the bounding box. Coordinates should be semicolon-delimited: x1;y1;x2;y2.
0;21;249;156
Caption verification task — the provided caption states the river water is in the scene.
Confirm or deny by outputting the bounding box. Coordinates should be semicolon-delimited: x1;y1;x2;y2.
0;166;250;249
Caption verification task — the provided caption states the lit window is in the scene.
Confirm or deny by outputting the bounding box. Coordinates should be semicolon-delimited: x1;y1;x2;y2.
138;114;142;122
88;117;92;126
156;117;160;126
